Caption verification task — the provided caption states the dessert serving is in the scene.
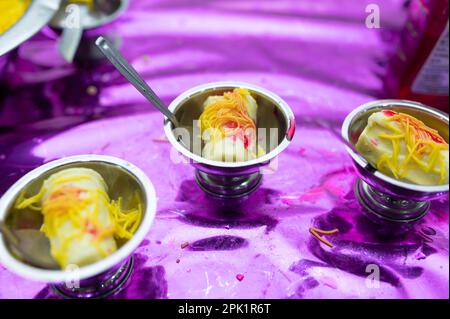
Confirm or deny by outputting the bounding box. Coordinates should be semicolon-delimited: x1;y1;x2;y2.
164;82;295;198
198;88;266;162
342;100;449;235
14;167;142;268
0;155;157;297
356;109;449;186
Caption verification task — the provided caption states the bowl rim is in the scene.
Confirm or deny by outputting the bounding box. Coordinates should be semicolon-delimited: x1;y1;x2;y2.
163;81;295;168
0;0;62;56
0;154;157;283
341;99;449;193
50;0;129;29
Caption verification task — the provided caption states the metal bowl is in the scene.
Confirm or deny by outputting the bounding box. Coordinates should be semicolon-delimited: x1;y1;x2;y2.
50;0;129;30
0;155;157;298
342;99;449;233
0;0;62;56
164;81;295;198
0;0;62;81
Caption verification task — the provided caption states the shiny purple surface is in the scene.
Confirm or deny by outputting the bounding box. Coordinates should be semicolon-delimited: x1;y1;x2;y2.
0;0;448;299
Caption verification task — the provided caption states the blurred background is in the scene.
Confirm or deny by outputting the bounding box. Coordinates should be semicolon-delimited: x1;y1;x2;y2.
0;0;447;129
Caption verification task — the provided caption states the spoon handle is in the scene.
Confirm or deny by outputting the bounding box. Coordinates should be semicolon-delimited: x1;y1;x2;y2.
303;117;375;172
95;36;179;127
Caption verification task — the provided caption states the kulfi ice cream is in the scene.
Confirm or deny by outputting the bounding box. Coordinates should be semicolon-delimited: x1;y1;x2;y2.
198;88;265;162
15;168;142;268
356;110;449;186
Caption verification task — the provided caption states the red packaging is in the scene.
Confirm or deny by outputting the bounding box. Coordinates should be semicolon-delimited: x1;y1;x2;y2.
386;0;449;113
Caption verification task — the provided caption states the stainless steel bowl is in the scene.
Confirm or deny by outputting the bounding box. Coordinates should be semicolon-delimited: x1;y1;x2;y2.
0;0;62;56
164;81;296;198
342;100;449;234
50;0;129;30
0;155;157;298
0;0;62;82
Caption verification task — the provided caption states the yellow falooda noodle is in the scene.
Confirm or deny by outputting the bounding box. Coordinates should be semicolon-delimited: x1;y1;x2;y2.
15;168;142;268
356;110;449;186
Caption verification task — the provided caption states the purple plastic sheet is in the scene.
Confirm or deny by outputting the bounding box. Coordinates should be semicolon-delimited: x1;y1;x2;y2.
0;0;448;299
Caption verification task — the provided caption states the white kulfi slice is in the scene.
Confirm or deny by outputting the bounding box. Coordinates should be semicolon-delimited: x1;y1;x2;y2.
202;136;265;162
356;110;449;186
38;168;117;268
199;88;265;162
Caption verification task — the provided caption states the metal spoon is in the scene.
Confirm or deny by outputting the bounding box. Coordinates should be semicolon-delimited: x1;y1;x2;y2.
0;221;59;269
95;36;180;127
302;116;376;172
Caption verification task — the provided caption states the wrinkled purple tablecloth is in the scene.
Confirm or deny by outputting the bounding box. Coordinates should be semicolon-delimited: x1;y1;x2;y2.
0;0;448;299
